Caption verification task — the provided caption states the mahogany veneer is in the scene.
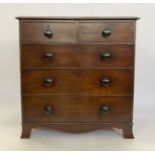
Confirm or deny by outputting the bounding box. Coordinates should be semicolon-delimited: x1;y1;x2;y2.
16;16;139;138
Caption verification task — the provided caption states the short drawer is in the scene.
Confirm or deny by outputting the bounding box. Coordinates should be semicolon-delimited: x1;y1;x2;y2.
23;96;131;123
22;44;133;69
79;21;135;43
22;69;133;96
20;21;77;43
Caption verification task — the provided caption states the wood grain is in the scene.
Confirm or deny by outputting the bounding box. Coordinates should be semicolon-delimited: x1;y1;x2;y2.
16;16;140;20
22;69;133;95
79;22;135;43
16;17;138;138
22;44;133;69
20;22;77;43
23;96;131;123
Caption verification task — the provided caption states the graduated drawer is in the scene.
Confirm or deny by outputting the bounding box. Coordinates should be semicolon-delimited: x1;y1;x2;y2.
20;21;77;43
23;96;131;123
79;21;135;43
22;69;133;95
22;44;133;69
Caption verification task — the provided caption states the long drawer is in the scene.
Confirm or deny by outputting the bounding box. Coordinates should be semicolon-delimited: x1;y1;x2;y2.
22;44;133;69
23;96;131;123
22;69;133;95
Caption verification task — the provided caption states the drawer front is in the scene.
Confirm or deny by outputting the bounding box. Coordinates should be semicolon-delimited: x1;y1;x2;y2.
22;70;133;95
23;96;131;123
22;44;133;69
79;22;135;43
20;22;77;43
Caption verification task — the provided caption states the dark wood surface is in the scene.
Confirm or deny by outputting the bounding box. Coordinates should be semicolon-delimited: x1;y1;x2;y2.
22;69;133;95
22;44;133;69
16;16;140;20
21;123;134;138
79;22;135;43
20;21;135;44
20;22;77;43
17;17;138;138
23;96;131;123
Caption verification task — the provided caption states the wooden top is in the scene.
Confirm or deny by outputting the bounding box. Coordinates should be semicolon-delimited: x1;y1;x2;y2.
16;16;140;20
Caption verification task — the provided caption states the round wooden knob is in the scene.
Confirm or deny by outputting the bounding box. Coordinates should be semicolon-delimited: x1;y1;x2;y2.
101;52;111;61
102;29;111;38
44;78;54;86
100;105;110;114
100;78;110;87
44;52;54;61
44;30;53;38
44;106;54;114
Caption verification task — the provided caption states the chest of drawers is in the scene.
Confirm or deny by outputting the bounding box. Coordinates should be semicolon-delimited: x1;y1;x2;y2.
16;16;139;138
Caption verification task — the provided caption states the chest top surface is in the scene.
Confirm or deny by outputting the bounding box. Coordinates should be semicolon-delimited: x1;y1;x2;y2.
16;16;140;20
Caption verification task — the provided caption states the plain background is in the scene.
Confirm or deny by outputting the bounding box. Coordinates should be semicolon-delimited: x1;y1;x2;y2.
0;3;155;150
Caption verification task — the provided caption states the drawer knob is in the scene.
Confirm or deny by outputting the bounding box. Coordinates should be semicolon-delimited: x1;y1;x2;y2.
44;52;54;61
102;29;111;38
44;106;54;114
44;30;53;38
100;105;110;114
101;52;111;61
100;78;110;87
44;78;54;86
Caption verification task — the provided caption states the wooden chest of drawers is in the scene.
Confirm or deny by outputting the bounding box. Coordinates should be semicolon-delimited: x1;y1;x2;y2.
16;16;139;138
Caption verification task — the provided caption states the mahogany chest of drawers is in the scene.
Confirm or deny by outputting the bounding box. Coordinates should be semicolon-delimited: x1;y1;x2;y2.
16;16;139;138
